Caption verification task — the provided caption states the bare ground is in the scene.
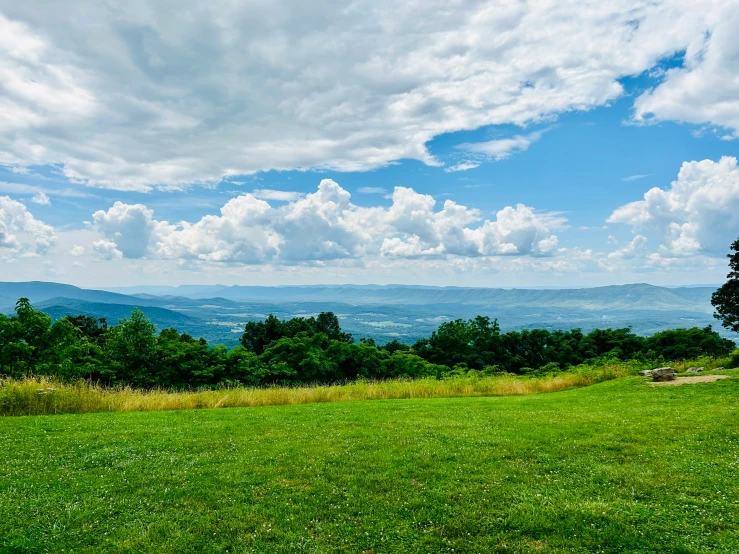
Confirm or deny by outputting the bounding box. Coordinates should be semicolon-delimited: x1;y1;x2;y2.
651;375;730;386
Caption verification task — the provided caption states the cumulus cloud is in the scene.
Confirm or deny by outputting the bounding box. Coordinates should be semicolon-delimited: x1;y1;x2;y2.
0;2;731;190
31;192;50;205
92;201;171;258
92;239;122;260
91;179;565;265
633;6;739;138
0;196;56;255
607;235;648;260
608;156;739;257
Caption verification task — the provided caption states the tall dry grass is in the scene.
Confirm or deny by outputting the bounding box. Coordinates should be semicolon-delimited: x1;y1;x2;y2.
0;362;639;417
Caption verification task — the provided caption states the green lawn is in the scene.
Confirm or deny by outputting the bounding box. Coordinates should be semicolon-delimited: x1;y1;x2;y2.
1;375;738;553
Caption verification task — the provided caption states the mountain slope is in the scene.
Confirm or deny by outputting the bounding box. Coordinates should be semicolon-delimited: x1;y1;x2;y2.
35;298;198;329
106;283;717;312
0;281;162;310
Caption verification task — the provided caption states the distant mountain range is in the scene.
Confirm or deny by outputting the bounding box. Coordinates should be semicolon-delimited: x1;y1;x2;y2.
1;281;733;346
108;282;718;311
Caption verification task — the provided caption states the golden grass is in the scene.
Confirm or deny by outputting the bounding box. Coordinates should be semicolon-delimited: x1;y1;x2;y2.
0;363;637;417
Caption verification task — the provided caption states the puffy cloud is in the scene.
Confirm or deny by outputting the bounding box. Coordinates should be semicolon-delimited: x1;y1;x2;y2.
466;205;563;256
633;5;739;137
91;179;565;265
0;2;730;190
31;192;50;205
607;235;648;260
69;244;85;256
91;239;122;260
608;156;739;257
156;194;278;264
0;196;56;255
92;201;170;258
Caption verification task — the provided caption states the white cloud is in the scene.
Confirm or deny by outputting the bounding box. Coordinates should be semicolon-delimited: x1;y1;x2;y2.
0;2;730;190
69;244;85;256
0;196;56;255
92;239;122;260
607;235;648;260
92;179;565;265
31;191;50;205
633;5;739;138
92;201;171;258
622;174;649;182
458;129;547;161
444;162;480;173
608;156;739;257
0;181;94;199
251;189;304;202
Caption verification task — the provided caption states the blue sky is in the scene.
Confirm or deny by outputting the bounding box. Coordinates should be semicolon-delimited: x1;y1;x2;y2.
1;1;738;287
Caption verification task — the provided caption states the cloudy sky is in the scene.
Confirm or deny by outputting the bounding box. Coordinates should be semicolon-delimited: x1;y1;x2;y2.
2;0;739;287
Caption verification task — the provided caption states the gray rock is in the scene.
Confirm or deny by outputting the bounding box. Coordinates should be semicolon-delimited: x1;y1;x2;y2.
685;367;704;373
650;367;676;382
638;369;654;377
715;367;725;371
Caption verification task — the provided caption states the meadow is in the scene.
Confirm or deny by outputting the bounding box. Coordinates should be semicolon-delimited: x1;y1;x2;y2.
1;367;738;553
0;363;630;417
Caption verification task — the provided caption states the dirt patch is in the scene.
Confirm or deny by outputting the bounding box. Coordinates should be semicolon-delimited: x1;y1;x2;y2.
651;375;730;386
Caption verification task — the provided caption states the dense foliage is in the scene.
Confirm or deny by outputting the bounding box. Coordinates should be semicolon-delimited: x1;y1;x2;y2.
0;298;735;388
713;236;739;333
411;316;734;373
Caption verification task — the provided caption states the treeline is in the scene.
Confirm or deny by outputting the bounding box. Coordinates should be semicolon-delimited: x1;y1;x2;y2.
0;298;735;388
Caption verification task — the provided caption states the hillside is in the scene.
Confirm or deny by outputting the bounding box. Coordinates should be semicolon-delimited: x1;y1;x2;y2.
109;283;717;312
1;281;730;345
35;298;199;330
0;281;162;311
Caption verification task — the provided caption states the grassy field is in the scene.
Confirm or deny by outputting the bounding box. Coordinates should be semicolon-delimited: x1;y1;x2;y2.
1;357;732;417
1;370;738;553
0;366;628;417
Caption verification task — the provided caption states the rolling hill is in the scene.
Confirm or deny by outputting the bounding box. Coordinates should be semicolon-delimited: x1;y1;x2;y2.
1;281;732;345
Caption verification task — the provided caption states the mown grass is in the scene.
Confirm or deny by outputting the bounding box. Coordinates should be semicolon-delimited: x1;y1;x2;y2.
1;367;738;553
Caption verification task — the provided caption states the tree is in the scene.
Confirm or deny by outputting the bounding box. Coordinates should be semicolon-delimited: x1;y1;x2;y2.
712;237;739;333
64;315;108;346
104;308;157;386
315;312;352;343
644;326;734;360
240;312;351;355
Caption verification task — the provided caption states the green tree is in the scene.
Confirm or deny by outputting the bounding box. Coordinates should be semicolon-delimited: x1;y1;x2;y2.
712;237;739;333
240;312;351;355
644;326;734;360
0;313;31;377
104;308;157;386
64;315;108;346
43;319;107;381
